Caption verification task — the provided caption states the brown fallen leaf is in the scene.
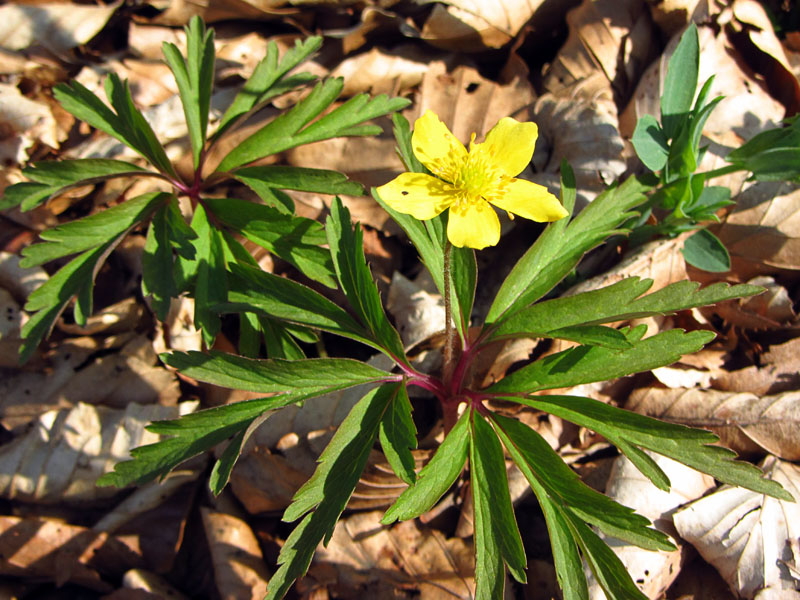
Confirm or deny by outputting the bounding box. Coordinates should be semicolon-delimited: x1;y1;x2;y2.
712;336;800;395
331;45;432;97
310;509;475;599
673;457;800;599
585;451;715;599
628;387;800;461
201;508;270;600
0;82;64;164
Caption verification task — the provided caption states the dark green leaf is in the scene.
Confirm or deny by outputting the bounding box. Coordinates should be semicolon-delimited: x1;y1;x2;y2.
391;112;425;173
546;325;632;349
487;326;714;394
142;204;177;320
259;316;307;360
164;198;197;259
204;196;336;288
661;23;699;140
682;229;730;272
631;114;669;171
267;384;398;600
327;197;407;361
382;411;469;524
379;384;417;485
233;165;363;197
238;312;262;358
470;414;527;586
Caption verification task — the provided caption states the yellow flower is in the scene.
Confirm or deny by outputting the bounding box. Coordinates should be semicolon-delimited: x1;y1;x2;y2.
377;110;569;250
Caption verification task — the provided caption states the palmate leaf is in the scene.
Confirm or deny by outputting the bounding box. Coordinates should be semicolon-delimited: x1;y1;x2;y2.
470;413;527;597
163;15;215;168
99;353;394;490
489;278;761;341
216;76;410;172
267;383;400;600
511;395;792;500
327;197;407;362
486;167;657;327
0;159;154;211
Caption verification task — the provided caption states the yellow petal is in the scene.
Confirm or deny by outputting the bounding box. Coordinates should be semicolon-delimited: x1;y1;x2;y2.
411;110;467;182
447;200;500;250
376;172;455;220
476;117;538;177
491;178;568;222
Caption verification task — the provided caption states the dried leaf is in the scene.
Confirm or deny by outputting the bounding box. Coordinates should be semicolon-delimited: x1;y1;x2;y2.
674;457;800;599
0;82;64;164
331;45;430;97
628;387;800;461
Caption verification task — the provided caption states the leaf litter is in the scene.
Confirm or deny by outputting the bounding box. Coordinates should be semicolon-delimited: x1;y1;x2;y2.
0;1;799;598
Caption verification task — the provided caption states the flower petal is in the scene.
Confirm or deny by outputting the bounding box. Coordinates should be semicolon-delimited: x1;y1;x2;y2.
476;117;538;177
491;178;568;222
376;172;455;220
447;200;500;250
412;110;467;182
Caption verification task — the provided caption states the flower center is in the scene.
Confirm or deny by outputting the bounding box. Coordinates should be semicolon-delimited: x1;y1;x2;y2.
449;143;510;212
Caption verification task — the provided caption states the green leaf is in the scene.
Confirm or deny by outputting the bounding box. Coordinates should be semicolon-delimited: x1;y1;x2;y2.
391;112;425;173
20;192;168;267
142;203;177;320
632;114;669;171
490;278;760;341
215;37;322;140
547;325;633;349
222;262;376;349
190;204;227;346
327;197;407;361
382;411;470;524
163;15;215;168
217;77;409;172
267;384;398;600
682;229;730;272
661;23;699;140
492;413;672;551
470;413;527;588
259;316;307;360
379;384;417;485
726;116;800;182
162;350;392;395
164;198;197;259
487;326;714;394
204;196;336;287
511;394;792;500
487;169;655;326
233;165;363;197
0;159;153;211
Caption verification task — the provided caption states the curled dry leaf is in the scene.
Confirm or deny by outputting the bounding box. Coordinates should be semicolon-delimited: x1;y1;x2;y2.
311;509;476;599
712;337;800;396
0;401;194;504
331;45;430;97
419;0;546;50
387;271;446;350
674;457;800;599
628;387;800;461
586;451;715;599
0;2;119;54
201;508;270;600
0;82;64;164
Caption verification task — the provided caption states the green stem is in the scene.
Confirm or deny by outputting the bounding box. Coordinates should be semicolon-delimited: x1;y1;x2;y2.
443;241;456;383
701;164;743;180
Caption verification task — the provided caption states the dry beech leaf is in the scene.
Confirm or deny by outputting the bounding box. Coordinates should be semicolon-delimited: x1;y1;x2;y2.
149;0;297;27
75;60;179;108
419;0;546;50
542;0;658;102
648;0;716;37
0;2;119;54
122;569;190;600
0;82;63;164
586;451;715;599
673;457;800;599
712;337;800;396
311;510;475;599
628;387;800;461
331;45;431;97
0;250;48;300
0;515;144;592
0;401;193;504
387;271;445;350
201;508;270;600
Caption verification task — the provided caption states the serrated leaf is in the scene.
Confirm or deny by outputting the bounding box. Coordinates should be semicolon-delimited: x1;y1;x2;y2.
20;192;168;267
509;395;792;500
259;316;307;360
233;165;363;197
267;384;398;600
490;278;760;341
191;204;226;346
217;77;409;172
221;262;376;350
661;23;699;140
204;196;336;288
487;170;656;326
142;203;177;320
379;384;417;485
215;37;322;140
488;327;714;394
470;413;527;588
163;15;215;167
327;197;407;361
682;229;731;272
547;325;633;349
382;411;470;524
632;114;669;171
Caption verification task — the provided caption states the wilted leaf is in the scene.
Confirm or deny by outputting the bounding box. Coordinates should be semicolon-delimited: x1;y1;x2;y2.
674;457;800;599
628;387;800;461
